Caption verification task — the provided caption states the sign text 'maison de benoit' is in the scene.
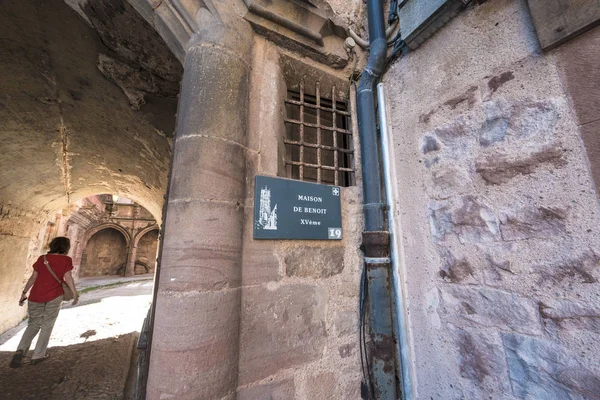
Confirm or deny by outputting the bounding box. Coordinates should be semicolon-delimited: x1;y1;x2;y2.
253;175;343;240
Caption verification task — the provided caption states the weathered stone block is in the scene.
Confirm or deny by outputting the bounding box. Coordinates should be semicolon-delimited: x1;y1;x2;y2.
237;378;295;400
502;333;600;399
483;246;515;285
241;239;281;285
428;197;501;243
479;102;509;146
440;256;477;284
304;371;338;399
508;100;559;140
428;200;453;243
451;328;506;385
539;299;600;334
149;288;240;399
238;284;328;385
175;45;249;145
452;196;500;244
284;246;345;278
433;117;471;141
476;147;567;185
487;71;515;94
169;135;246;203
420;135;442;154
440;287;542;335
500;206;568;241
159;201;244;290
431;166;472;193
532;251;599;287
162;200;244;255
158;248;242;291
334;310;358;337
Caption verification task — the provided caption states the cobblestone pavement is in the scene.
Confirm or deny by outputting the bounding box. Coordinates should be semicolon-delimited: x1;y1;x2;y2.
0;279;152;400
0;334;136;400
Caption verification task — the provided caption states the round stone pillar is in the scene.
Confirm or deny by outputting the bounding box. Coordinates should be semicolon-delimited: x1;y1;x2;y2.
125;242;137;277
146;11;253;400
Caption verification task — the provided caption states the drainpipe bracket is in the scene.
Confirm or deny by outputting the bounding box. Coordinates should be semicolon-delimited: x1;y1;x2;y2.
362;231;390;258
365;256;391;264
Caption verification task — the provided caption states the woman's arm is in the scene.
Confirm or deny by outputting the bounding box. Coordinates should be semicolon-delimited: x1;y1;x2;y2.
64;271;79;305
19;271;38;304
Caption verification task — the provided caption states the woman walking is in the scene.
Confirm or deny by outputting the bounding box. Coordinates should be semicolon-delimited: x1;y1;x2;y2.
9;237;79;368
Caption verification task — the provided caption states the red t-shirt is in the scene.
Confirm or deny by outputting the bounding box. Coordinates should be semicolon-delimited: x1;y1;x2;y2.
29;254;74;303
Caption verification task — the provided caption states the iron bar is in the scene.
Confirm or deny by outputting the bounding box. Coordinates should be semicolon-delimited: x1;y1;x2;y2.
283;140;353;153
316;81;322;183
284;118;352;135
284;99;351;116
299;80;305;180
284;160;353;172
332;86;339;186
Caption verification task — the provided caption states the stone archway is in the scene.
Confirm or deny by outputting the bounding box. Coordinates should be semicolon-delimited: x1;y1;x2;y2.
80;226;129;277
78;222;133;277
133;225;159;248
0;0;179;333
84;223;133;248
131;226;159;275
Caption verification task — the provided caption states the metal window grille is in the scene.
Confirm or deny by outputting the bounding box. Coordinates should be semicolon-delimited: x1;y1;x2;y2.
284;80;355;187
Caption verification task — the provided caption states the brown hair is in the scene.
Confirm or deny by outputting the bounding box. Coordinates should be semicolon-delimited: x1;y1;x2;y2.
48;237;70;255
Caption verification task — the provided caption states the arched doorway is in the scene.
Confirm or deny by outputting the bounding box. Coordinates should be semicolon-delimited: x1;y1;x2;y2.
80;228;129;277
0;0;180;333
133;228;160;275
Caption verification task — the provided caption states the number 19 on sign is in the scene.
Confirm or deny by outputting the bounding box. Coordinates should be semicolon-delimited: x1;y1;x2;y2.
328;228;342;240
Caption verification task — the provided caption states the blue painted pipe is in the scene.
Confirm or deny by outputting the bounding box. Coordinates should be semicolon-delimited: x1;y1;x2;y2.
356;1;398;397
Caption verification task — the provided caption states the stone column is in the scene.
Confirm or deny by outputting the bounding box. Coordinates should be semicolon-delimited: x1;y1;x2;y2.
146;8;253;400
125;243;137;276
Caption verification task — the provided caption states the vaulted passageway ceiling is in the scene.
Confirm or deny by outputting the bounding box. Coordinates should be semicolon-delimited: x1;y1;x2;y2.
0;0;182;219
0;0;180;334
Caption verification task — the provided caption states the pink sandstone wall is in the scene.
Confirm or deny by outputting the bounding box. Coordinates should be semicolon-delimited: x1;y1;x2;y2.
235;36;365;398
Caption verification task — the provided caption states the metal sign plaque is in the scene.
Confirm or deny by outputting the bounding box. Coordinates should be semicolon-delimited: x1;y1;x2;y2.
253;175;342;240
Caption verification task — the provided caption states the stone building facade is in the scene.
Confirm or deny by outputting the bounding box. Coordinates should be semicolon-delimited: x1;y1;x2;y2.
74;196;159;277
1;0;599;399
384;1;600;398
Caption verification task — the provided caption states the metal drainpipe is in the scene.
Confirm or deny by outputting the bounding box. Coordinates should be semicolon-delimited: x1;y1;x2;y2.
377;83;414;400
356;0;397;398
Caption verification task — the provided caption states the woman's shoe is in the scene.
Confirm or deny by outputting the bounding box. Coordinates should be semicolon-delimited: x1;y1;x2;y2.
9;350;23;368
31;354;49;365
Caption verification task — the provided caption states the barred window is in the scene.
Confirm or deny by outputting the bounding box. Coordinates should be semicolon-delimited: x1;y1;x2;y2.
284;80;355;187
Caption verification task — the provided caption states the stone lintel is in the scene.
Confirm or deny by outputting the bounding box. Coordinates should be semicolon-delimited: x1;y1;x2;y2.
243;0;349;68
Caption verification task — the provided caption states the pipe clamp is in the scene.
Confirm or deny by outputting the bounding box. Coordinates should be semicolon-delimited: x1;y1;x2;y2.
365;257;391;264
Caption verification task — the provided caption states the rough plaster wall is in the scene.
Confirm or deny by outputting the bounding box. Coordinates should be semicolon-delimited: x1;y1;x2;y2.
136;229;158;273
0;0;176;333
383;1;600;399
236;37;364;399
80;228;128;276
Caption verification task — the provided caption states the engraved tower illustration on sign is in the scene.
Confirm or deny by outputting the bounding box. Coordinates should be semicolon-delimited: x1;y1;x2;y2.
257;186;278;230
